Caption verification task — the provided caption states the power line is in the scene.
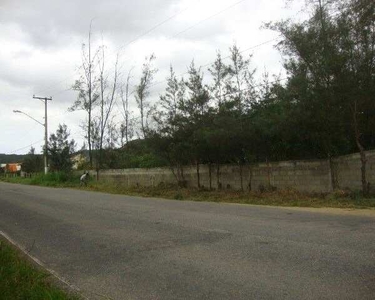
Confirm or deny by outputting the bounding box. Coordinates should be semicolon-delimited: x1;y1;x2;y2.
148;35;281;89
8;128;83;154
51;88;74;97
55;33;276;101
35;39;284;139
35;78;73;97
32;0;248;98
32;3;195;97
171;0;247;39
202;36;282;69
9;139;45;154
116;4;193;53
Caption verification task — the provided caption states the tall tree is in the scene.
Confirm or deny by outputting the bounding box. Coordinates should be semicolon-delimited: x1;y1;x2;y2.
208;51;230;110
70;23;99;168
184;61;211;188
338;0;375;195
183;61;211;118
268;0;375;194
152;66;187;186
48;124;76;172
157;66;185;134
96;44;119;179
227;44;257;114
135;54;157;138
120;68;134;145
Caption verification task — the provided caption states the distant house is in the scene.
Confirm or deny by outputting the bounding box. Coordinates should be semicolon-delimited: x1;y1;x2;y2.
3;163;22;173
71;150;90;170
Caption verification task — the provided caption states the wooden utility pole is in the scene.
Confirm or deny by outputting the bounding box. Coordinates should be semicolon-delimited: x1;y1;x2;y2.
33;95;52;174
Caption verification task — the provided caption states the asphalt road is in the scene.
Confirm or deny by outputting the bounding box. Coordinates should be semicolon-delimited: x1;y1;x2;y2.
0;182;375;300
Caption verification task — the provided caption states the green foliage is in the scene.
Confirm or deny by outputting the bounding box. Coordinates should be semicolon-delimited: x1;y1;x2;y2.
28;172;77;186
48;124;76;172
22;147;44;173
144;0;375;184
0;154;27;164
100;139;168;169
135;54;157;138
60;0;374;195
0;239;80;300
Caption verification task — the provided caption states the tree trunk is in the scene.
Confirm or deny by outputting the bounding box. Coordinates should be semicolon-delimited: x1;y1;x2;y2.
140;101;146;138
216;164;221;190
328;156;338;191
352;102;369;196
96;138;103;181
359;150;368;196
196;161;201;189
266;158;271;189
239;163;244;191
88;26;93;168
248;165;253;191
208;163;212;190
88;110;92;168
171;164;186;188
180;165;185;187
177;165;186;187
125;69;132;144
170;165;178;184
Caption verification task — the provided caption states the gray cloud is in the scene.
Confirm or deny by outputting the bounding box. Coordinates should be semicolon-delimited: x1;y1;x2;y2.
0;0;305;153
0;0;179;49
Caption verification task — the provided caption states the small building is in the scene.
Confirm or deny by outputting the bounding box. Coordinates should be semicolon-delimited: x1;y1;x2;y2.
5;163;22;173
71;151;90;170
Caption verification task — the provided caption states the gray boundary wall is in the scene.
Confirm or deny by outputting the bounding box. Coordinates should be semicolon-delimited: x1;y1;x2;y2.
90;150;375;193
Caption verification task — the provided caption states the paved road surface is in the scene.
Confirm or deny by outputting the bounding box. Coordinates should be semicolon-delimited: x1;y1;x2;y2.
0;182;374;299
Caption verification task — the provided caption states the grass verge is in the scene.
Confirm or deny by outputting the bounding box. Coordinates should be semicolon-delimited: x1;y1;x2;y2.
89;181;375;209
1;174;375;209
0;238;80;300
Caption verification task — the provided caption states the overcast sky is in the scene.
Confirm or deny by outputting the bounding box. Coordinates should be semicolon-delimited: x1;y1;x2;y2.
0;0;307;155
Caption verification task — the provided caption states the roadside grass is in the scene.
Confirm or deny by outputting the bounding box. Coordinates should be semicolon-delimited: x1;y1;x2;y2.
89;182;375;209
1;172;79;188
1;174;375;209
0;238;80;300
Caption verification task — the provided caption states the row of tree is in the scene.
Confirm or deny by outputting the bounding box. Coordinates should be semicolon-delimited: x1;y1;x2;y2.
145;0;374;194
35;0;373;195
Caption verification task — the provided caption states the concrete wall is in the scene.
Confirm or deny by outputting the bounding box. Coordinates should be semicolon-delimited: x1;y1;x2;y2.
91;150;375;193
332;150;375;191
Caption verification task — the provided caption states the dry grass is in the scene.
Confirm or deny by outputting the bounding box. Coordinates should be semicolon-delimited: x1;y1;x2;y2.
1;175;374;209
87;181;375;209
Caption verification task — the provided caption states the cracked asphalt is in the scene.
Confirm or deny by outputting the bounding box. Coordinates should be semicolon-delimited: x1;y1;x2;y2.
0;182;374;299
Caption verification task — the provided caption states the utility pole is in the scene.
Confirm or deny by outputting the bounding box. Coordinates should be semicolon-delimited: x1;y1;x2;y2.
33;95;52;174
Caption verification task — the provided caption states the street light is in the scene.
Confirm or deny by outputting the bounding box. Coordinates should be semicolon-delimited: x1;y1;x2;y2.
13;110;45;127
13;109;48;174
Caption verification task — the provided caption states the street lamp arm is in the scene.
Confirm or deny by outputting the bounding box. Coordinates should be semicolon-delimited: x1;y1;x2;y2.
13;110;45;127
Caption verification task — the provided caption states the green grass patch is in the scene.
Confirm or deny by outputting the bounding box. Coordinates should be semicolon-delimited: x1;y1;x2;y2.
1;174;375;209
0;173;80;188
0;238;80;300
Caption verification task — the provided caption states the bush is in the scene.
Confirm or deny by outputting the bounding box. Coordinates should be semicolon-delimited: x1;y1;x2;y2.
30;172;77;186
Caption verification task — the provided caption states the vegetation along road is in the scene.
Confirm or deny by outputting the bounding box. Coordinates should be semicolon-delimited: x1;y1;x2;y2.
1;181;375;299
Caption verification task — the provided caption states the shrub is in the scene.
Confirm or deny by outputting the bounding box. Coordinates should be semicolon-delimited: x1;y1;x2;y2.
30;172;77;186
